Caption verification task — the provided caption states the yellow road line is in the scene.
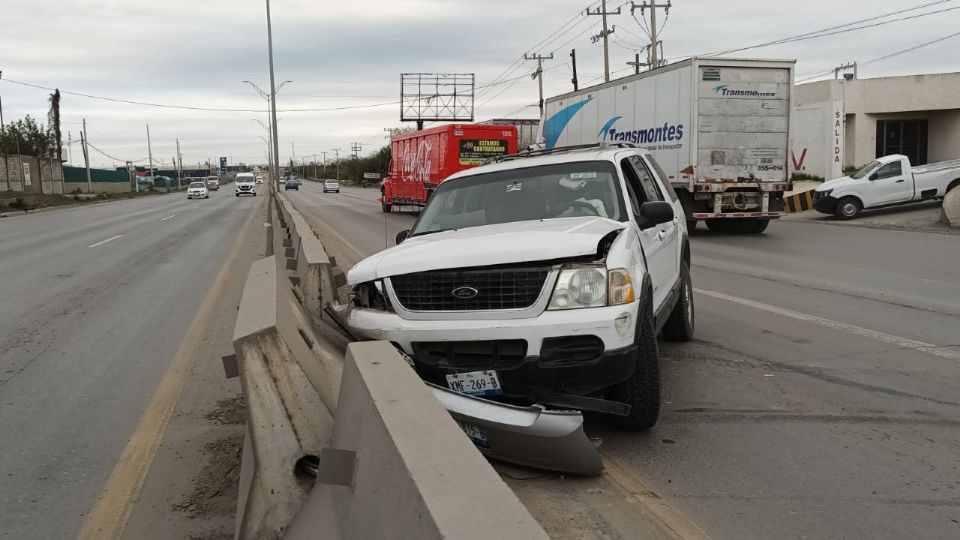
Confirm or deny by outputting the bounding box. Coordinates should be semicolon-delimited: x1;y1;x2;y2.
77;197;264;540
603;455;712;540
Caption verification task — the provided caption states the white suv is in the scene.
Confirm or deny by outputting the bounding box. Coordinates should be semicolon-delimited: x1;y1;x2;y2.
346;144;694;430
235;172;257;197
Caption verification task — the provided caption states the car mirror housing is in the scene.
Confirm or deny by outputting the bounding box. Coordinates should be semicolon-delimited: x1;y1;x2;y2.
396;230;410;244
637;201;674;229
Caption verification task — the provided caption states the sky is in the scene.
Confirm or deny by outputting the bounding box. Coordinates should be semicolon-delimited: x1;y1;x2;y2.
1;0;959;168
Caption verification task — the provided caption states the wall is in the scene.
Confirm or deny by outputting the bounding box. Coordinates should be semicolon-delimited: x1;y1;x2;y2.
63;165;132;193
928;109;960;163
0;155;64;194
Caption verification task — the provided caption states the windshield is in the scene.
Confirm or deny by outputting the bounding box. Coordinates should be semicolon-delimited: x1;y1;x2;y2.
410;160;625;236
851;160;881;179
237;175;254;182
189;182;204;188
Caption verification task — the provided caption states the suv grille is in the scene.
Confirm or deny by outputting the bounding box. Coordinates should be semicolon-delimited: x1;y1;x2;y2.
390;266;551;311
412;340;527;369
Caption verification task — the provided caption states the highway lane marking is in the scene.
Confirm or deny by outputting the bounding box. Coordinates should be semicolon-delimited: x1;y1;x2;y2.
695;288;960;362
77;196;263;540
160;214;176;221
87;235;124;248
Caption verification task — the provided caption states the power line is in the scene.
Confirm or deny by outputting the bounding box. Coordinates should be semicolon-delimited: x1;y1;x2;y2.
796;28;960;83
86;141;148;163
0;78;399;113
701;0;954;57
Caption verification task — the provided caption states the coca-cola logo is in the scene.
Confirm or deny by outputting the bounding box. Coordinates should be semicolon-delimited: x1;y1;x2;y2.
401;139;432;183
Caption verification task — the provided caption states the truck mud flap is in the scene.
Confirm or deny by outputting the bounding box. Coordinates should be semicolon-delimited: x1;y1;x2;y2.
427;382;603;476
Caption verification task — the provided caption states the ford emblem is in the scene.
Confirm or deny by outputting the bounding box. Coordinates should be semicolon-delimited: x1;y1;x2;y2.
451;286;479;300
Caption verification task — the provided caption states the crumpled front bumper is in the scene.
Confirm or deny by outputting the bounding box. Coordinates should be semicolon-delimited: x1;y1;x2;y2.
812;192;838;214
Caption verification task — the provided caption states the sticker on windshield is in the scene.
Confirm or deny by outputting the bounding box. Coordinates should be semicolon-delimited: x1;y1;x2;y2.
506;181;523;192
570;172;598;179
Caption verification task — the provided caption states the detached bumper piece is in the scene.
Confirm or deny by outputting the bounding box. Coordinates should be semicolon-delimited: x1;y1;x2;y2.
428;383;603;475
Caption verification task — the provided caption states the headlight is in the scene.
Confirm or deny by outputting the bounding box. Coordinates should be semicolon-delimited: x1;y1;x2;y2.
819;189;833;197
548;266;607;310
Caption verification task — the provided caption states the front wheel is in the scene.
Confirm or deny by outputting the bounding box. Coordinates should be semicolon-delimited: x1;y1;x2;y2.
610;299;661;430
835;197;862;220
662;262;694;342
382;199;392;213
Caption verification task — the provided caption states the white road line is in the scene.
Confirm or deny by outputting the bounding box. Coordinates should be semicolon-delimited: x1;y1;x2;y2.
87;235;124;248
695;287;960;362
160;214;176;221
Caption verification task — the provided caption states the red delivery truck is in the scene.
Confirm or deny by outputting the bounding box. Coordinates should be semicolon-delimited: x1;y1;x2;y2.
380;123;519;212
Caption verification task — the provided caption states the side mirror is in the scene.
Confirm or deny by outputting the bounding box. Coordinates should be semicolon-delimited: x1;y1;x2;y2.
637;201;674;229
395;230;410;244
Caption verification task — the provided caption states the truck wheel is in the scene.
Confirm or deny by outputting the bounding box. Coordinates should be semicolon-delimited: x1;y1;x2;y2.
751;219;770;233
686;220;698;231
835;197;862;220
705;219;733;232
382;201;392;213
610;298;661;431
662;262;694;342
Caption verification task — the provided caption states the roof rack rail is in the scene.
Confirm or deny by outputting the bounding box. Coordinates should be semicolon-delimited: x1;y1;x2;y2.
489;142;641;164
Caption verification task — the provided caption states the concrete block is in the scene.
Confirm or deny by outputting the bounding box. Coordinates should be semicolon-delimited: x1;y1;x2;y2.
286;342;548;540
942;187;960;228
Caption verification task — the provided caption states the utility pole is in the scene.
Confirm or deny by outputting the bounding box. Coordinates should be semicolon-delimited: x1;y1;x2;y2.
570;49;579;91
631;1;671;69
333;148;341;181
66;131;72;165
525;53;554;115
0;70;8;191
587;0;621;82
81;118;92;193
146;123;154;193
834;61;858;79
266;0;281;189
627;51;649;74
351;142;362;159
176;138;182;190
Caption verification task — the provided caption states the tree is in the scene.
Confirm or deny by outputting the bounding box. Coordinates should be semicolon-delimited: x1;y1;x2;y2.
0;115;57;193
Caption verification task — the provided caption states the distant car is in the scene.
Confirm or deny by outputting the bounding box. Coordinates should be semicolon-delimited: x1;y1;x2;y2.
284;178;299;191
255;176;264;184
323;179;340;193
235;173;257;197
206;176;220;191
187;181;209;199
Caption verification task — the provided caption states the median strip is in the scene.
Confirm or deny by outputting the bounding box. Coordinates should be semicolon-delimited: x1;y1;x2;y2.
160;214;176;221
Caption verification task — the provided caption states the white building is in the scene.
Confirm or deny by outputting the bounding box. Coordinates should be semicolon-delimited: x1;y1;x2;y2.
791;72;960;180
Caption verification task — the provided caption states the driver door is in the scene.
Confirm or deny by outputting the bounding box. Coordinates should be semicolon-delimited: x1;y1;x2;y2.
868;159;912;206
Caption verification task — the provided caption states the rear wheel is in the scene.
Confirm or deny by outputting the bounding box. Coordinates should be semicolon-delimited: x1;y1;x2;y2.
662;262;694;342
610;298;661;430
381;193;392;213
686;219;698;231
705;219;733;232
835;197;862;219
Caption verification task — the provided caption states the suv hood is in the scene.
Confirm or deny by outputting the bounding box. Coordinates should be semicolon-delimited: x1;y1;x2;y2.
348;217;625;284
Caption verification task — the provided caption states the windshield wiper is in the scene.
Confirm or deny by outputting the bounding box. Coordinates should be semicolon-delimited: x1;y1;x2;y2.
409;229;450;238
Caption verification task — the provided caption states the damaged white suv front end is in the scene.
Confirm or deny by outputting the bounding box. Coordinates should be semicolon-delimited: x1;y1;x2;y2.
346;146;694;436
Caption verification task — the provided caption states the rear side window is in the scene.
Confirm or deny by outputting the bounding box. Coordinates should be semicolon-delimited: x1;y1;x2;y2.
643;156;679;202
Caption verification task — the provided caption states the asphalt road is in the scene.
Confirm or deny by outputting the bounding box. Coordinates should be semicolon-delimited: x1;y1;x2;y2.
288;182;960;539
0;188;258;539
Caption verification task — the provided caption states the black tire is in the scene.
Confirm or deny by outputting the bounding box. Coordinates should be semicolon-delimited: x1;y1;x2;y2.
610;298;661;430
686;219;698;231
705;219;733;232
235;193;239;197
382;197;392;213
751;219;770;233
835;197;862;220
662;262;694;342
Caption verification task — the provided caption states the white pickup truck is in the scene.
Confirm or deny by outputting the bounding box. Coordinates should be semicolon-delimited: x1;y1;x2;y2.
813;154;960;219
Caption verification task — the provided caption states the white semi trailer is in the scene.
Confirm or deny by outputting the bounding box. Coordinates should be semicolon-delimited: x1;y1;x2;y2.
541;57;795;233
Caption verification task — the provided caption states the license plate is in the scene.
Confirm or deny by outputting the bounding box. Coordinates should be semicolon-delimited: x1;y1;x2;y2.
445;370;502;397
457;420;490;449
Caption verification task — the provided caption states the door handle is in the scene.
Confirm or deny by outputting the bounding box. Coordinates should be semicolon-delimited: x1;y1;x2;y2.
658;230;666;240
895;179;904;183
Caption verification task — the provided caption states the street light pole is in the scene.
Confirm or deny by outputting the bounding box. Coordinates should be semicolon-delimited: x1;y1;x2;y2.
265;0;281;189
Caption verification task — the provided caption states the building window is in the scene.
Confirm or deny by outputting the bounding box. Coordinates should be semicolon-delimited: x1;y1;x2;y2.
876;119;928;165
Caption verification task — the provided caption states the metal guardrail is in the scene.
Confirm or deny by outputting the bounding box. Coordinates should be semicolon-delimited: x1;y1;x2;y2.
228;188;548;539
